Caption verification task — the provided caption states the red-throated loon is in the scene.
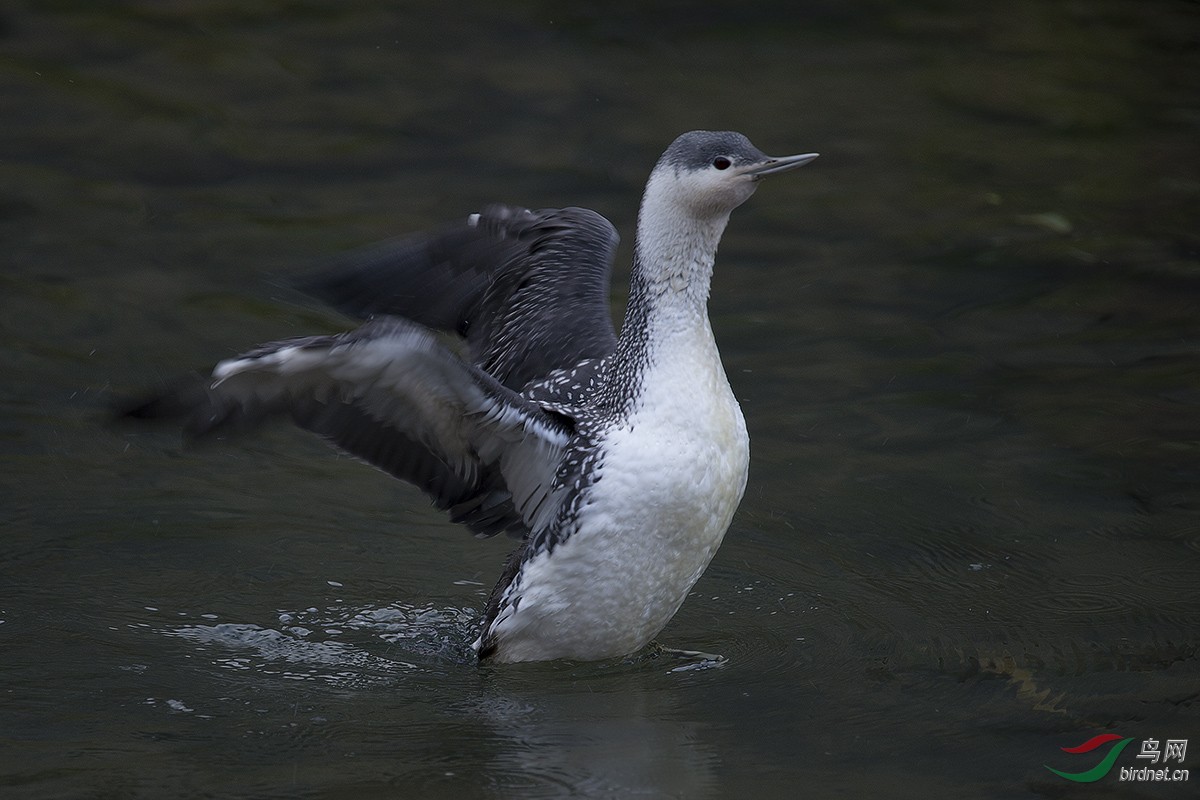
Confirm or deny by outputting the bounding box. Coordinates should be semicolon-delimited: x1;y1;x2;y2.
122;131;818;663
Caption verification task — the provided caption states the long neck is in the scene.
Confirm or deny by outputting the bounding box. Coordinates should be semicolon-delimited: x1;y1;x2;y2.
610;173;732;397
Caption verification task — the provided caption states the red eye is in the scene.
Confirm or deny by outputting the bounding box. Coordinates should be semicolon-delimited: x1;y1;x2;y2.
712;156;731;170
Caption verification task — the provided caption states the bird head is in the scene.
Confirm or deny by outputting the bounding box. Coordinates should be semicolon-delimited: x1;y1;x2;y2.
649;130;818;220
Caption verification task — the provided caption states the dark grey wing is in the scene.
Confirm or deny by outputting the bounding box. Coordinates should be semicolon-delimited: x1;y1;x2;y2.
122;317;571;539
298;205;620;391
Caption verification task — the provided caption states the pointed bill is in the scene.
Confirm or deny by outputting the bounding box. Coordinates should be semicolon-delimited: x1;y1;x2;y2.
744;152;819;179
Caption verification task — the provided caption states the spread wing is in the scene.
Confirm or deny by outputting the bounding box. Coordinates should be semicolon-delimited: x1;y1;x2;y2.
298;205;620;391
122;317;571;539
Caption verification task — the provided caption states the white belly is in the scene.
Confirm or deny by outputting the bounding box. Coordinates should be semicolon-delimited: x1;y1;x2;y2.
487;352;750;663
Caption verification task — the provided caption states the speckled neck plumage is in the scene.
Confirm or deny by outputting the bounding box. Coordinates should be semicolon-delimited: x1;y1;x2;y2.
605;170;734;414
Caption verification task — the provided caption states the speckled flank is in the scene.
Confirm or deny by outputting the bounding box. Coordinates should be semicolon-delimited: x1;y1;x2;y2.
485;318;749;662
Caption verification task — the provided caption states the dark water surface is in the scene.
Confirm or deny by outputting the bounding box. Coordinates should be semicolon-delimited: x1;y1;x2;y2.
3;2;1198;798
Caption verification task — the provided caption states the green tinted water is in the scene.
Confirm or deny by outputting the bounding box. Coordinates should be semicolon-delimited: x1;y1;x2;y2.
2;2;1197;798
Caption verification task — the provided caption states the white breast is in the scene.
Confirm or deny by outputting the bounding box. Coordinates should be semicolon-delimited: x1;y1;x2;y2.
487;327;750;663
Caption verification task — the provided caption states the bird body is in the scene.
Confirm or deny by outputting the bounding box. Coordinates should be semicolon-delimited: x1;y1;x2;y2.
480;304;750;662
124;131;817;663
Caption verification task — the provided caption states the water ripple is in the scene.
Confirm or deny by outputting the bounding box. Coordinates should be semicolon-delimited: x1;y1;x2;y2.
1029;573;1145;617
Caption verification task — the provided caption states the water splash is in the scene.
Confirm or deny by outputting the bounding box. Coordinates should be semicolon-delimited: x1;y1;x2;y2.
159;601;480;686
